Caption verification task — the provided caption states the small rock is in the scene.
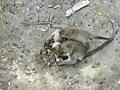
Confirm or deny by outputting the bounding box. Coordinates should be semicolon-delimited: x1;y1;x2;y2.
40;28;47;32
97;12;103;16
110;20;115;23
96;66;100;70
24;70;31;75
117;80;120;84
26;8;29;11
68;79;79;85
48;4;53;8
59;72;67;79
65;0;90;17
54;5;60;9
22;10;25;12
92;61;100;68
28;78;36;84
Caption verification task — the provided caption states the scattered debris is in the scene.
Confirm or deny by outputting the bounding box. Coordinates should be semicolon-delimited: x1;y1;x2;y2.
65;0;90;17
28;78;36;84
111;19;115;23
24;70;32;75
22;10;25;12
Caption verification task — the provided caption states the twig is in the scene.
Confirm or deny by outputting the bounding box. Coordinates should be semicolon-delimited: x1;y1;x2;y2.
21;21;68;29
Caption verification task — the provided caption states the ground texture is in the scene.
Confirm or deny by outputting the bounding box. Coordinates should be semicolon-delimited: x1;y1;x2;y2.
0;0;120;90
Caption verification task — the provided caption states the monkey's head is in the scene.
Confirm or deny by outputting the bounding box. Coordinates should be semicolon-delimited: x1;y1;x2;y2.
59;28;69;37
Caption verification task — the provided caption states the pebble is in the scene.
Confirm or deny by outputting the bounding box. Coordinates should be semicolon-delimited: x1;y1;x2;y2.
97;12;103;16
54;5;60;9
48;5;54;8
40;28;47;32
68;79;79;85
22;10;25;12
59;72;67;79
16;1;23;5
117;80;120;84
28;78;36;84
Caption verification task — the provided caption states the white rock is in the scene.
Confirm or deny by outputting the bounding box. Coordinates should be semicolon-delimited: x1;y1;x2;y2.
40;28;47;32
65;0;90;17
54;5;60;9
48;4;54;8
117;80;120;84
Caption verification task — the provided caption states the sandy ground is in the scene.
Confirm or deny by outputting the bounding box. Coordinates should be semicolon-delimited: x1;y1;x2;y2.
0;0;120;90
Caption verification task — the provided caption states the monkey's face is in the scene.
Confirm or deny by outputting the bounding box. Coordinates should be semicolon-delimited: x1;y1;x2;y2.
59;29;69;37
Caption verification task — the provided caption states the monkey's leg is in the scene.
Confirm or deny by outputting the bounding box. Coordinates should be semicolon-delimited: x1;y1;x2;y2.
57;53;78;65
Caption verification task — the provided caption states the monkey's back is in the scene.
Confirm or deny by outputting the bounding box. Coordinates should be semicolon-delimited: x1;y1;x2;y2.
62;27;94;43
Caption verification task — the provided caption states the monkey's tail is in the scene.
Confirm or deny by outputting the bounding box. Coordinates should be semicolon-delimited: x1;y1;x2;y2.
83;20;118;59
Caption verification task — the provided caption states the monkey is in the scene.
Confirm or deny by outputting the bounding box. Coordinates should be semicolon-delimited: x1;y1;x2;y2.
44;25;111;49
53;20;118;65
45;24;110;47
43;20;117;65
56;39;89;65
